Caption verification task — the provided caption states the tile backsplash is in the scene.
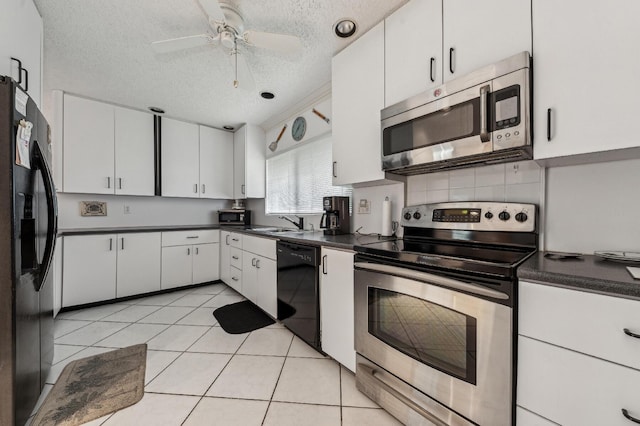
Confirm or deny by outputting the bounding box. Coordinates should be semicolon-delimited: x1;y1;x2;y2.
406;161;543;206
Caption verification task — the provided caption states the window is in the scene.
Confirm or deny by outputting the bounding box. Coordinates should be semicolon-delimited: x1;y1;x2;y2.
266;136;351;214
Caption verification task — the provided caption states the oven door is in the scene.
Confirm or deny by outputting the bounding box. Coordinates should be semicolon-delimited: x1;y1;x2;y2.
381;82;492;172
354;262;512;426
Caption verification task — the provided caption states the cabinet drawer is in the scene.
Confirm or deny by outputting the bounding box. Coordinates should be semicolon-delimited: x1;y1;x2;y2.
161;230;219;246
230;247;243;269
228;232;243;249
516;406;557;426
243;235;276;259
229;266;242;288
519;281;640;370
517;336;640;426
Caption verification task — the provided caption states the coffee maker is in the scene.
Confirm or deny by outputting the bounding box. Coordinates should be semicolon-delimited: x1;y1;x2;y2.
320;196;351;235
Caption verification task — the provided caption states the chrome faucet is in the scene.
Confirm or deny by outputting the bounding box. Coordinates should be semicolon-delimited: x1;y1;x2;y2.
279;215;304;230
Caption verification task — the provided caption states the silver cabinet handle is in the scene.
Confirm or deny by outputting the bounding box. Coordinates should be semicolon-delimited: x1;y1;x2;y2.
187;248;191;255
202;184;205;194
354;262;509;300
194;184;198;193
107;177;111;188
195;247;199;255
118;177;122;189
232;238;239;242
226;235;230;245
232;276;239;281
332;161;337;178
255;259;260;269
479;84;490;142
241;184;245;195
109;238;113;251
322;254;328;275
121;237;124;250
622;409;640;424
547;108;552;141
232;255;239;260
251;258;256;267
186;236;199;239
624;328;640;339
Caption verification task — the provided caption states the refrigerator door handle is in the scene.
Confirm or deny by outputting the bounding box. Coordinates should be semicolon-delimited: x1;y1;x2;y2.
33;142;58;292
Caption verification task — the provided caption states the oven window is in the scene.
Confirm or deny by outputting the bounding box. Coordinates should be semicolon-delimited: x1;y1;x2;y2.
368;287;477;384
382;98;480;156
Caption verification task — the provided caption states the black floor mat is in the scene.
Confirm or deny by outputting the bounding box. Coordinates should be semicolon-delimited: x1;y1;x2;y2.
213;300;275;334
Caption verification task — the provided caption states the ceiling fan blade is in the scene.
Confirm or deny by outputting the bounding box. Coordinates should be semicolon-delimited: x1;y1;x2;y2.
151;34;216;53
243;30;302;53
198;0;226;23
229;50;255;90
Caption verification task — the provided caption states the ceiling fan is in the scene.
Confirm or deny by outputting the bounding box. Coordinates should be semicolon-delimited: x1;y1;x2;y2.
151;0;303;89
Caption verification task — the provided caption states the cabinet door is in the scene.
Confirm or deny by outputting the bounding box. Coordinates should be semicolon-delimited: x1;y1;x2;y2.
62;234;117;307
385;0;443;107
516;407;556;426
233;125;246;199
319;248;356;371
518;336;640;426
244;124;266;198
220;231;232;284
443;0;532;81
0;0;42;107
116;233;161;298
63;95;115;194
332;22;385;185
199;126;234;199
114;107;155;196
256;256;277;318
161;118;200;197
532;0;640;160
242;254;258;304
161;245;193;289
193;243;220;284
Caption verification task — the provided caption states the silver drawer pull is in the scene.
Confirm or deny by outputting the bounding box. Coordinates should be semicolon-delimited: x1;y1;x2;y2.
624;328;640;339
186;236;199;239
232;238;239;242
231;277;239;281
622;409;640;424
232;256;239;260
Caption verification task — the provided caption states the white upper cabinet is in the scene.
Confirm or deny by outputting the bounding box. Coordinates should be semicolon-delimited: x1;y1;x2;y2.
60;94;155;195
233;124;266;199
199;125;234;199
63;95;115;194
443;0;532;81
114;107;155;196
0;0;42;107
332;22;385;186
161;118;200;197
384;0;443;107
532;0;640;162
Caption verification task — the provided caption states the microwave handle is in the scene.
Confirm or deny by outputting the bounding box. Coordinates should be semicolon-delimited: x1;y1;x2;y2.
479;85;490;142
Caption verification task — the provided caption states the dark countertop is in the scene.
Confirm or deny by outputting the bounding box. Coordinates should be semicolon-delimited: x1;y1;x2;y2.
518;251;640;300
58;224;392;250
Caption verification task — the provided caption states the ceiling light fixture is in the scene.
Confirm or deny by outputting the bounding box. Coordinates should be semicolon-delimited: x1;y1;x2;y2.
223;126;234;131
260;91;275;100
148;107;165;114
334;19;357;38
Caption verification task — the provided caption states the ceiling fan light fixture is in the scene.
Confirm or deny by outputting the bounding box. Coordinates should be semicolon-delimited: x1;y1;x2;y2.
260;91;275;100
148;106;165;114
334;19;357;38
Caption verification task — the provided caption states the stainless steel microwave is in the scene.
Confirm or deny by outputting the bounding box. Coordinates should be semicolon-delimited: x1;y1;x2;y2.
381;51;532;175
218;209;251;225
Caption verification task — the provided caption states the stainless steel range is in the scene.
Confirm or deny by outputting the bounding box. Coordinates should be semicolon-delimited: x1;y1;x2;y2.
353;202;537;426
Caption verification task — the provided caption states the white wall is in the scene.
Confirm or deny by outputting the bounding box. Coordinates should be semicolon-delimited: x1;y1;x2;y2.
406;160;543;206
545;158;640;253
57;193;231;229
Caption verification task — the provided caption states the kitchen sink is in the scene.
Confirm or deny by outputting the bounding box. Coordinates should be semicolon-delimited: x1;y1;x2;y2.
250;227;298;233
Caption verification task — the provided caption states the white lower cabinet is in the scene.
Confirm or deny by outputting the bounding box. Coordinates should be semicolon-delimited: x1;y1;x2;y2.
241;235;277;318
516;407;556;426
319;247;355;372
116;233;161;298
62;234;117;307
518;281;640;425
161;230;220;289
220;231;232;285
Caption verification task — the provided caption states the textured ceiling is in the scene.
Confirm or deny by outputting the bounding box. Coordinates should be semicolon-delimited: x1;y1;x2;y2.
35;0;407;129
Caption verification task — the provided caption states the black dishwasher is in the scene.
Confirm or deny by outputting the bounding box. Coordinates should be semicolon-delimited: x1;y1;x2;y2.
276;241;321;351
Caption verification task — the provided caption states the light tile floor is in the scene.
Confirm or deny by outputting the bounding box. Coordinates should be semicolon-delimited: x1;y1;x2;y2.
31;282;402;425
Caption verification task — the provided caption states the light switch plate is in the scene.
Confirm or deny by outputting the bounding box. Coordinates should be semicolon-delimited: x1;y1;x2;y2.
358;199;370;214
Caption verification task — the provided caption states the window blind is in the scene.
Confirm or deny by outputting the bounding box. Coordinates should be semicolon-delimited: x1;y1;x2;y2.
266;137;351;214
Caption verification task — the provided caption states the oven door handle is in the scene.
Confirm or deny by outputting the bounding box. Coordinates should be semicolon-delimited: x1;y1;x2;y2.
354;262;509;300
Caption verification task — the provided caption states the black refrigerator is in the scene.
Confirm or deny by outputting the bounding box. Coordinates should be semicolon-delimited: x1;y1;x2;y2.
0;76;58;426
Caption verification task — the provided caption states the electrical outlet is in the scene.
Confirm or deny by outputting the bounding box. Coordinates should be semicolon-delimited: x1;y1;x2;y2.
358;199;370;214
123;205;131;215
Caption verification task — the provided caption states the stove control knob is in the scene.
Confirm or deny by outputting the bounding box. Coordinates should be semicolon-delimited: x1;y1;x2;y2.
404;212;412;221
498;211;511;221
515;212;528;222
413;212;422;220
484;211;494;220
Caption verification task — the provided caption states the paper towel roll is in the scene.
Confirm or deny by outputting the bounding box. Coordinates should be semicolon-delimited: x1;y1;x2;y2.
381;197;392;236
